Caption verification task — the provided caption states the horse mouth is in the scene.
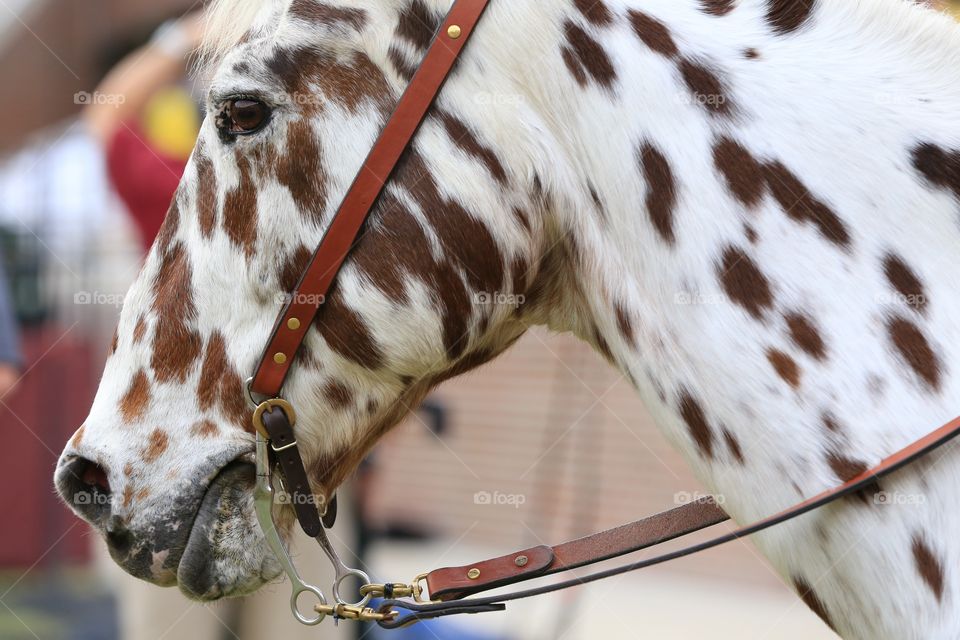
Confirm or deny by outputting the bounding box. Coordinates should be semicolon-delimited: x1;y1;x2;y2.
177;459;281;599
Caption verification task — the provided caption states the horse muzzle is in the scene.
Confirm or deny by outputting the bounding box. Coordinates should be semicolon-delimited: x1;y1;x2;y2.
54;446;281;598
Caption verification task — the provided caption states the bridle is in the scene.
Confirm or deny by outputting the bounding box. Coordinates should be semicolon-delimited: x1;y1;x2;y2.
242;0;960;628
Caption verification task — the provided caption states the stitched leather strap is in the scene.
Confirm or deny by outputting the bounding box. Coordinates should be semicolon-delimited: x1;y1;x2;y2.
378;415;960;627
261;407;322;537
428;497;728;601
251;0;493;398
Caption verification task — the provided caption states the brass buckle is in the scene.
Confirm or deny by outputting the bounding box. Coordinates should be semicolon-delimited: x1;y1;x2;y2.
251;398;297;439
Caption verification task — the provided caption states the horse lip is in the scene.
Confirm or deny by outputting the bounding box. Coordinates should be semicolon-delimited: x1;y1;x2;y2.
95;445;254;585
179;446;256;547
177;458;259;598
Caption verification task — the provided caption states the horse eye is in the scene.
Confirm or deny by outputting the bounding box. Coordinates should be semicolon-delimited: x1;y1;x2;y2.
226;99;270;134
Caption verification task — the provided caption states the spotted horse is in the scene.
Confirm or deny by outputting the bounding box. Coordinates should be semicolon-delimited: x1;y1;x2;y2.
54;0;960;637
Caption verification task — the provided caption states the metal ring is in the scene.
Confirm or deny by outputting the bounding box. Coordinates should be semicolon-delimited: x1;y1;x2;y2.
333;569;373;608
252;398;297;439
245;376;270;410
290;584;327;626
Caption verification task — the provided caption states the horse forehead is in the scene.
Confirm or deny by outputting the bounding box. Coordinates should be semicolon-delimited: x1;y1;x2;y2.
212;1;349;78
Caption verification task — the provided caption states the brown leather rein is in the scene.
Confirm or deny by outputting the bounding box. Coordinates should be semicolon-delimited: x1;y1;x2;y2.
244;0;960;628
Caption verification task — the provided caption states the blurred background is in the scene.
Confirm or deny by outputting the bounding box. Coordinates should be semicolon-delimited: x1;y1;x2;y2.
1;1;958;639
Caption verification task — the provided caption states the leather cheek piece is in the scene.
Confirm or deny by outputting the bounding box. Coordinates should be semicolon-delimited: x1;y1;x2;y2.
322;493;338;529
261;406;323;538
249;0;494;399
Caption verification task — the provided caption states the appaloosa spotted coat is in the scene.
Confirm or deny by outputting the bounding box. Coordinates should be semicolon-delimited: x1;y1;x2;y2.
56;1;960;637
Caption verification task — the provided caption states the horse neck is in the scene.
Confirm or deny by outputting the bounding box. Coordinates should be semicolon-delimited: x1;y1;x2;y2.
391;1;960;635
477;0;960;519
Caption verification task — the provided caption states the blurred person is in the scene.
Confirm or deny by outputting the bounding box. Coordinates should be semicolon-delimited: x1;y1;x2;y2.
83;13;204;249
81;13;362;640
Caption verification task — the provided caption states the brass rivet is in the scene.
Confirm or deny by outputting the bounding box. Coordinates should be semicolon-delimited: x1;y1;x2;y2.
273;352;288;365
447;24;462;39
287;317;301;331
466;568;481;580
515;555;528;567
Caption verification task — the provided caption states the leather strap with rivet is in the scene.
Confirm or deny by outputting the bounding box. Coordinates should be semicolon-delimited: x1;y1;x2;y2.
250;0;493;400
425;496;728;601
376;415;960;627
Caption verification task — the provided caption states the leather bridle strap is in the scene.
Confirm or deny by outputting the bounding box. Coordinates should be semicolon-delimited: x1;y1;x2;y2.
250;0;492;399
377;415;960;627
427;496;729;601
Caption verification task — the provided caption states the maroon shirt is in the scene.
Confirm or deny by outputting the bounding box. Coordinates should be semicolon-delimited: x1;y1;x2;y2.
106;124;187;250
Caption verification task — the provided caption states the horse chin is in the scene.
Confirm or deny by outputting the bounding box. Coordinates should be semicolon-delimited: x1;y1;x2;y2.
176;460;283;600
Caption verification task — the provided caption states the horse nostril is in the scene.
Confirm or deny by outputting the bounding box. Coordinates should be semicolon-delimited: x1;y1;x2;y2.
81;460;110;493
55;456;113;522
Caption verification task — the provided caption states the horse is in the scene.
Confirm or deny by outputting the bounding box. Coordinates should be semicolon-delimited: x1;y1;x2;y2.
55;0;960;637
